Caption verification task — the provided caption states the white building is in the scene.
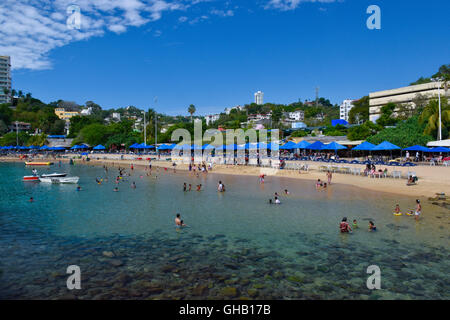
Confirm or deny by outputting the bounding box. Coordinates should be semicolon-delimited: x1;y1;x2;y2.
112;113;121;121
224;105;244;115
205;114;220;125
288;110;304;121
254;91;264;105
80;107;92;116
369;82;449;123
340;99;355;122
0;56;12;104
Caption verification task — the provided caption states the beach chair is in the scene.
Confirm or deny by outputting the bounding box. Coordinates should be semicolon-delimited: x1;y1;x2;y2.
392;171;402;179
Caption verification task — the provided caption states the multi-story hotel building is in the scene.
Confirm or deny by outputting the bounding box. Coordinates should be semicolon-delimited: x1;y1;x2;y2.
369;82;449;123
339;99;355;122
0;56;12;104
54;108;80;120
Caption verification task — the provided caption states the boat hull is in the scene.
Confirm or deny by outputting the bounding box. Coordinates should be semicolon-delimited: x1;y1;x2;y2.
39;177;79;184
25;162;53;166
23;176;40;182
40;173;67;178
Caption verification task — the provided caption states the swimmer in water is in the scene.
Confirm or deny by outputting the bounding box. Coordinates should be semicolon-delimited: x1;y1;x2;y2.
183;183;187;192
196;184;202;191
394;204;401;214
369;221;377;231
352;219;358;229
269;199;273;204
323;183;327;189
131;182;136;189
29;197;34;202
339;217;352;233
114;187;119;192
316;179;321;189
274;196;281;204
175;213;182;226
188;184;192;191
77;186;82;191
414;199;421;221
284;189;289;195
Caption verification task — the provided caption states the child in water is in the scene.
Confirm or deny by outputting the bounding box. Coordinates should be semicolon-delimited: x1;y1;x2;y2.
369;221;377;231
352;219;358;229
274;196;281;204
394;204;401;214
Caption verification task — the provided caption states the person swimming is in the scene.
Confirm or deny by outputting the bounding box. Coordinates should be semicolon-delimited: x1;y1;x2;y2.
269;199;273;204
114;187;119;192
188;184;192;191
274;196;281;204
183;183;187;192
284;189;289;195
394;204;401;214
323;183;327;189
316;179;322;189
29;197;34;202
196;184;202;191
340;217;352;233
131;182;136;189
352;219;358;229
175;213;182;226
369;221;377;231
76;186;82;191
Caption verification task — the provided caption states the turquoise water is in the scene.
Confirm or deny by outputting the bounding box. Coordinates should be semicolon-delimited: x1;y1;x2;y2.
0;162;448;299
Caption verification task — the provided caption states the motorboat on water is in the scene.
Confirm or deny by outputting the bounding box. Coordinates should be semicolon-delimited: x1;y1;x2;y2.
23;176;40;182
39;176;79;184
40;172;67;178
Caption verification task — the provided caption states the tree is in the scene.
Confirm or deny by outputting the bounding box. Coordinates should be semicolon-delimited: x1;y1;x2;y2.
348;96;370;124
419;97;450;139
271;108;283;127
73;123;109;146
188;104;196;121
367;116;433;148
347;121;382;141
376;103;398;127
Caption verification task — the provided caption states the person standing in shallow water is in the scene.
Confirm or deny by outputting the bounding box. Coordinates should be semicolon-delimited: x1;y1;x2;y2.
327;170;332;185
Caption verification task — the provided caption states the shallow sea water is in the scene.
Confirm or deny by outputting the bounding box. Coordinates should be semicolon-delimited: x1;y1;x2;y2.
0;162;449;299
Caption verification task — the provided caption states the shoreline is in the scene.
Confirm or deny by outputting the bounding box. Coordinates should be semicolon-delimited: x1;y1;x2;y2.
2;155;450;199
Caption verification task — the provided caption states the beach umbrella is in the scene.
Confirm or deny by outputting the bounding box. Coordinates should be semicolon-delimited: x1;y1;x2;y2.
236;144;246;150
40;145;49;150
157;144;169;150
321;141;347;151
280;141;297;150
191;144;203;150
70;145;79;150
93;145;106;150
372;141;401;151
427;146;450;153
305;141;325;150
294;140;311;150
402;145;428;152
352;141;376;151
50;147;65;151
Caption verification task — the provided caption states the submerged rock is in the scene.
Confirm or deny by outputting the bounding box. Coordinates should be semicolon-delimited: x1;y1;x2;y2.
220;287;238;298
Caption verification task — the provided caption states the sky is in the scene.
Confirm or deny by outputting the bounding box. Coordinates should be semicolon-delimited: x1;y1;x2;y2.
1;0;449;116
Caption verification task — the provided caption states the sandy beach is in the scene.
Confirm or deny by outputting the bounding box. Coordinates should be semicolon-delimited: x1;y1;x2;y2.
3;155;450;199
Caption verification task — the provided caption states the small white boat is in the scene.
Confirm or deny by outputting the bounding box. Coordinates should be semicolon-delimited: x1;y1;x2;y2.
39;176;79;184
40;172;67;178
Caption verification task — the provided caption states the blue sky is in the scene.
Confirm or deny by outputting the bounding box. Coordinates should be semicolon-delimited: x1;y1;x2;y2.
2;0;449;115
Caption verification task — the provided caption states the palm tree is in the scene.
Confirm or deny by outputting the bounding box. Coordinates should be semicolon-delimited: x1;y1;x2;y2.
18;90;23;98
419;97;450;138
188;104;196;121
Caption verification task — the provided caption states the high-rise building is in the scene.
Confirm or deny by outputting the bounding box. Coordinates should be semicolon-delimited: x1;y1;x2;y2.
0;56;12;104
340;99;355;122
254;91;264;105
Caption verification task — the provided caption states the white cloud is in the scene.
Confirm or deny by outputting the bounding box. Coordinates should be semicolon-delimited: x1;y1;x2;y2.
0;0;206;70
210;9;234;17
266;0;338;11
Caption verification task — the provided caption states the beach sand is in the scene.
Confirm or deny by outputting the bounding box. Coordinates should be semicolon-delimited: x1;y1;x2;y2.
3;155;450;199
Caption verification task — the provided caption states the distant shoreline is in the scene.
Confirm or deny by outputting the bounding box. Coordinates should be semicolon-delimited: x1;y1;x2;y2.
2;155;450;200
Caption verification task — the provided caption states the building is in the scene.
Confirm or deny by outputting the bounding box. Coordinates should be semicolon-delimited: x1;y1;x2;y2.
369;82;449;123
254;91;264;105
0;56;11;104
291;122;307;129
8;121;31;133
287;110;304;121
340;99;355;122
224;105;244;115
205;114;220;125
80;107;92;116
112;113;121;121
54;108;80;120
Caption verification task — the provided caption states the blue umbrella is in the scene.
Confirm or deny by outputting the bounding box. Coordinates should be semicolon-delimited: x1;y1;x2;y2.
40;145;49;150
402;145;429;152
352;141;376;151
93;144;106;150
280;141;297;150
129;143;140;149
321;141;347;151
294;140;311;149
372;141;401;151
427;146;450;153
305;141;325;150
